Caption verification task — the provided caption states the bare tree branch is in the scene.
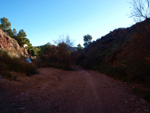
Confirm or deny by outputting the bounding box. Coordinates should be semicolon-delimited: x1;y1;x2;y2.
130;0;150;21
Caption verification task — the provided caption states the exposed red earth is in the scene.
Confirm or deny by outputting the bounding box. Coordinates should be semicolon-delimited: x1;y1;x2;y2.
0;67;149;113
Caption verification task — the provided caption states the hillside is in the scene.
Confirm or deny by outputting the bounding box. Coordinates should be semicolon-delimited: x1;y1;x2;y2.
0;29;37;77
0;29;28;57
79;19;150;83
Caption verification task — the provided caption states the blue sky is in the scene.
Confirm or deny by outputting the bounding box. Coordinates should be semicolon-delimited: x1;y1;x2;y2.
0;0;134;46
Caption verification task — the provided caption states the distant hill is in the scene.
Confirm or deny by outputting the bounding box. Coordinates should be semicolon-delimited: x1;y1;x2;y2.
79;19;150;83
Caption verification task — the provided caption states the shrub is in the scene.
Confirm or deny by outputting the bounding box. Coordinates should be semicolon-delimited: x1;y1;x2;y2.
38;42;73;70
0;49;38;77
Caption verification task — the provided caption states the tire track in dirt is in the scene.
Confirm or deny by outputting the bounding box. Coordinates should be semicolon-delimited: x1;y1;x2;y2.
0;67;150;113
81;70;99;101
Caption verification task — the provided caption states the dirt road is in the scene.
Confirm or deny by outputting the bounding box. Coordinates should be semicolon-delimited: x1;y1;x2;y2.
0;67;149;113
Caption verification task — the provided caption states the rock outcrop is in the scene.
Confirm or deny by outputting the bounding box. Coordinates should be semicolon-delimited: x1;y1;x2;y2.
0;29;28;57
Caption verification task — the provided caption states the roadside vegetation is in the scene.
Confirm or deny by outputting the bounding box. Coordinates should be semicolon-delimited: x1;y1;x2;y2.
37;37;75;70
0;49;37;80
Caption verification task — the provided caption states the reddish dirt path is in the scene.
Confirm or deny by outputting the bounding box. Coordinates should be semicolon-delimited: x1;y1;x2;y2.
0;67;150;113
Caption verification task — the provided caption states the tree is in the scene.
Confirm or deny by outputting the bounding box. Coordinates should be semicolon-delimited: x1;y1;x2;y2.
65;35;74;47
54;35;73;47
12;28;17;36
130;0;150;21
77;44;83;51
40;44;52;54
0;17;18;38
6;29;14;37
17;29;27;38
30;47;41;56
0;17;11;31
83;34;92;47
0;17;33;52
24;38;32;50
16;29;27;47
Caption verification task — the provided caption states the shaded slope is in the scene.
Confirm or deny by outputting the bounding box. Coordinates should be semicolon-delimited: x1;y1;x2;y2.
79;19;150;83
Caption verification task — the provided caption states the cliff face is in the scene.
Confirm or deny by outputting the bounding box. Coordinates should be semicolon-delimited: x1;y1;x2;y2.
0;29;28;57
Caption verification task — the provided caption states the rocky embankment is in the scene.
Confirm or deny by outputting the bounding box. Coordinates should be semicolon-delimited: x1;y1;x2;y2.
0;29;28;57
